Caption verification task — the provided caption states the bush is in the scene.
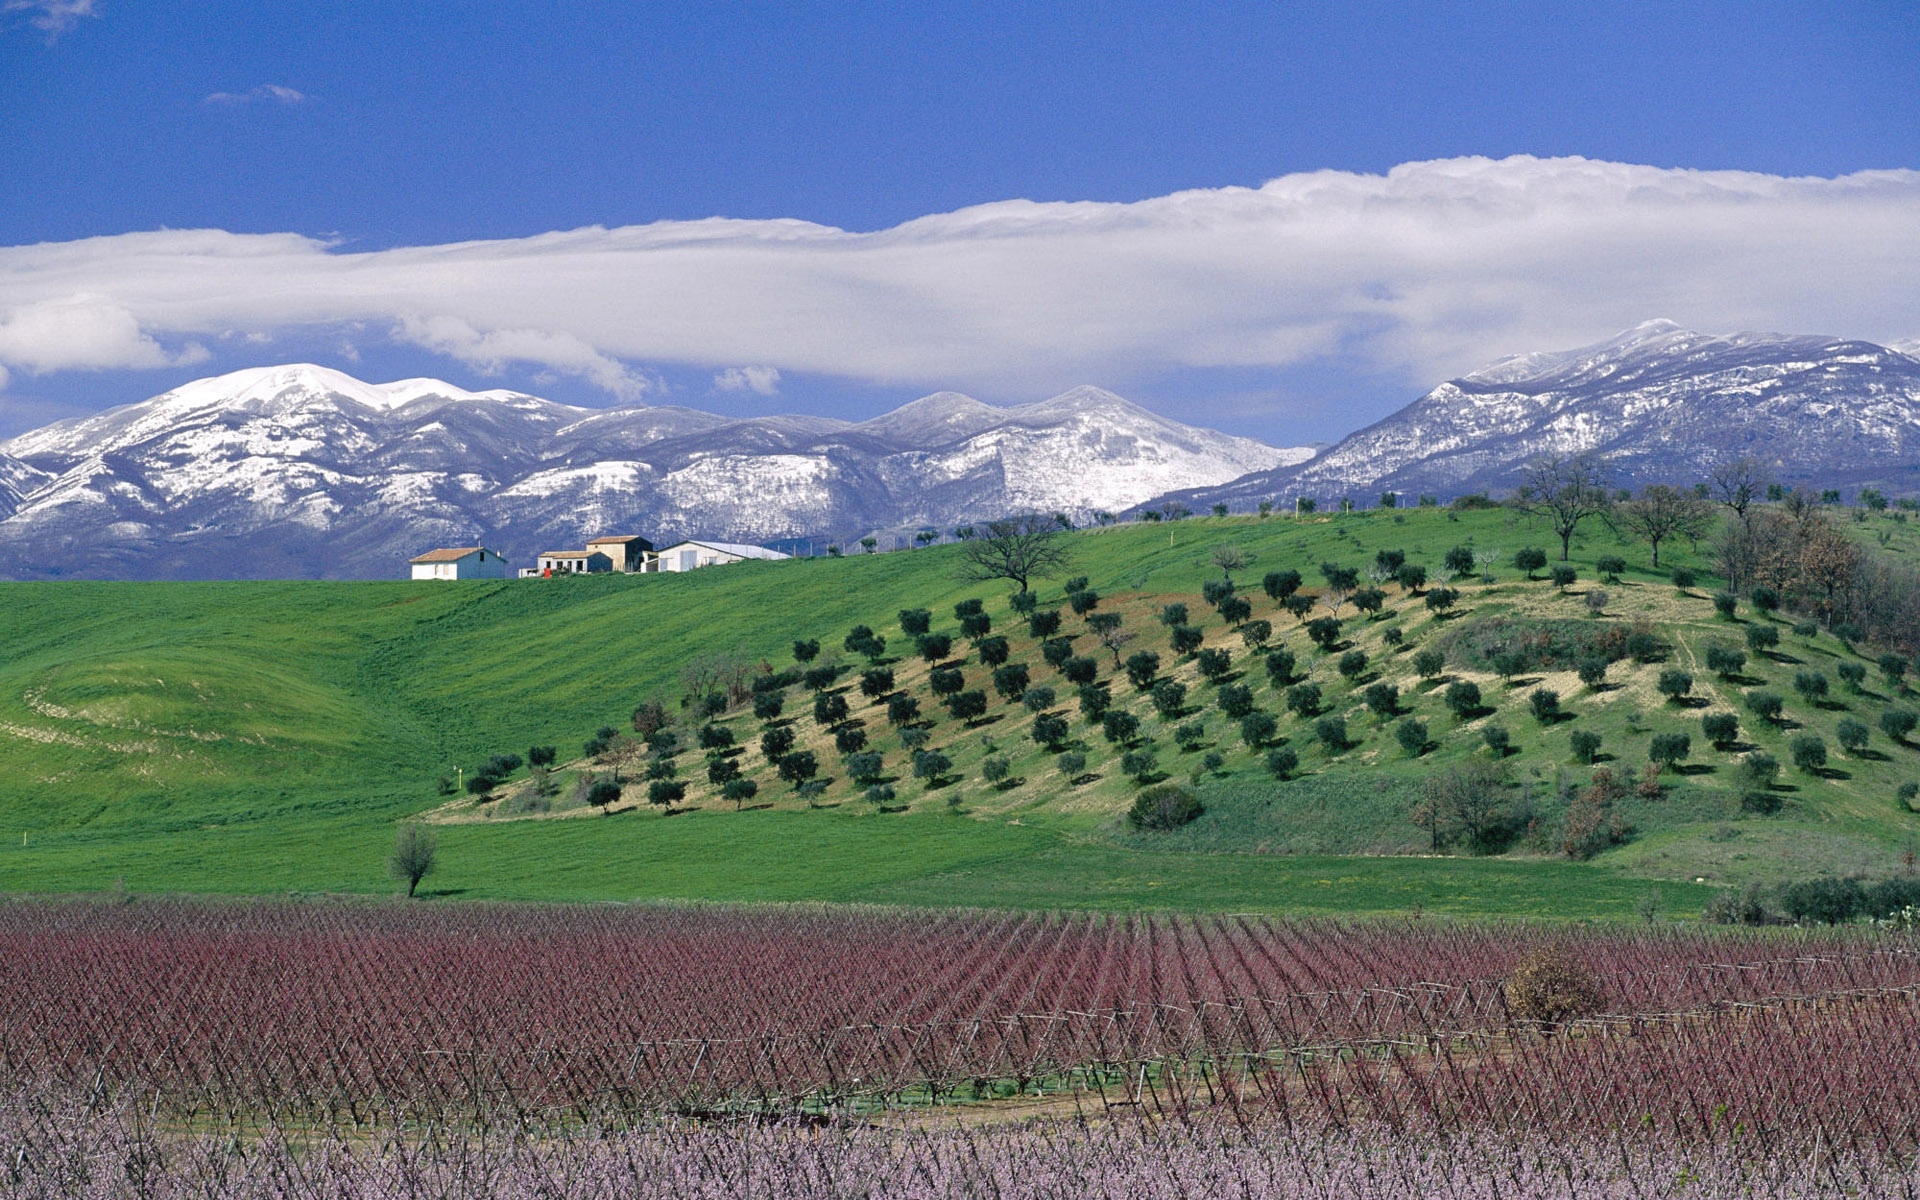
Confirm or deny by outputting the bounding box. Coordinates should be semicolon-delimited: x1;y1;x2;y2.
753;692;785;721
813;693;850;727
1027;610;1062;639
1529;689;1561;723
1881;708;1918;741
910;748;952;782
792;639;820;663
1792;671;1829;704
1445;545;1477;577
1008;591;1038;616
1127;784;1203;830
1414;649;1445;679
1262;570;1302;601
1337;649;1369;679
1570;730;1602;764
1789;733;1828;773
1396;718;1429;757
1286;682;1322;717
1030;712;1070;750
1239;710;1277;747
1195;648;1232;681
722;779;759;807
1445;680;1483;717
1305;617;1342;648
1649;732;1690;771
1880;653;1909;687
860;667;896;699
1712;591;1738;619
1100;709;1140;745
1315;715;1348;751
1364;682;1400;719
1424;588;1459;615
1793;621;1819;639
1625;630;1664;662
1836;719;1870;754
1174;722;1207;750
1265;648;1297;686
1584;588;1608;616
1200;751;1226;775
1265;747;1299;779
1062;656;1099;685
1745;623;1779;653
1120;748;1159;782
1057;751;1087;781
1745;691;1785;723
1150;678;1187;717
1170;625;1204;656
1701;712;1740;747
1504;944;1605;1028
641;780;678;807
845;751;884;783
1900;782;1920;811
1779;876;1866;925
759;725;795;759
976;635;1012;666
1670;566;1697;591
1216;683;1255;718
1550;565;1577;590
1837;661;1867;692
1656;668;1693;703
1123;651;1160;691
981;755;1011;786
1750;585;1780;615
1514;548;1547;579
777;750;819;788
527;744;557;768
1705;644;1746;678
886;693;922;726
1481;724;1511;756
1576;657;1608;689
1741;751;1780;789
898;608;933;637
1595;555;1627;583
917;633;953;663
1077;683;1111;720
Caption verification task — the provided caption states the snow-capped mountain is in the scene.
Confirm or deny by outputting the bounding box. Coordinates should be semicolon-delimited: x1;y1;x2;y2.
0;365;1303;579
1159;321;1920;511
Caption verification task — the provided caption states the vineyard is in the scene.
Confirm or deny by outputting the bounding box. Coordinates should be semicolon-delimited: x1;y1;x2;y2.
7;897;1920;1195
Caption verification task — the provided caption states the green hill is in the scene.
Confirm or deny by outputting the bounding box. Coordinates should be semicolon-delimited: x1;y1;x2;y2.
1;506;1914;918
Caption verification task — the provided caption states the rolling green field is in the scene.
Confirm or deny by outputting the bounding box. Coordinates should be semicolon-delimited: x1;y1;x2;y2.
1;505;1914;918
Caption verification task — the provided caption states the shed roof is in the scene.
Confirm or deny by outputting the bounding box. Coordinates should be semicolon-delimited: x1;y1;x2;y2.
660;540;791;561
539;550;603;560
409;547;487;564
586;534;653;546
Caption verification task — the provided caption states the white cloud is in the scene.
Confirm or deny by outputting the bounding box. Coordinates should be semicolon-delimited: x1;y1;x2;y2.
3;0;98;40
204;84;308;105
0;294;209;373
713;365;781;395
0;156;1916;411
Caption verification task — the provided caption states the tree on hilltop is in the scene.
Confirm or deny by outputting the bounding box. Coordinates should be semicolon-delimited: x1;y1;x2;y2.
955;515;1075;594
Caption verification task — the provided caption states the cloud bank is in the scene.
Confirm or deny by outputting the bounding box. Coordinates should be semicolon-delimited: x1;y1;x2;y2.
1;156;1917;409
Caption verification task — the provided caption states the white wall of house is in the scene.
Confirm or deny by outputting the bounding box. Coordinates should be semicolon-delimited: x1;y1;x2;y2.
410;549;507;580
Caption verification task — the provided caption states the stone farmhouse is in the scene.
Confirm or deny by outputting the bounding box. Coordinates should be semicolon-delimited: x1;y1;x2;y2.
523;534;657;577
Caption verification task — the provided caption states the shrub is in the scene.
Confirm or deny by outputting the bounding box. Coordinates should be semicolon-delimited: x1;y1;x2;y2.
948;691;989;722
1170;625;1204;656
1306;617;1342;648
1364;682;1400;719
759;725;796;759
792;639;820;663
1529;689;1561;723
1027;610;1062;639
1316;715;1348;751
1077;684;1112;720
1337;649;1369;679
1880;653;1909;687
1008;591;1038;615
1745;691;1785;723
1120;748;1159;781
1669;566;1697;591
813;692;850;727
1701;712;1740;747
1195;648;1232;681
1445;680;1483;717
1396;718;1429;757
1837;661;1867;692
1265;648;1297;686
1648;732;1690;771
1200;750;1226;775
1625;630;1663;662
1584;588;1608;616
777;750;819;788
1123;651;1160;691
1444;545;1477;577
1741;751;1780;789
1151;679;1187;717
1712;592;1738;619
527;745;557;768
898;608;933;637
1789;733;1828;773
1424;588;1460;615
1595;555;1627;583
1397;564;1429;593
1159;602;1189;627
1218;595;1253;624
1793;621;1820;639
1239;710;1277;747
1792;671;1829;704
1482;724;1511;756
1550;565;1577;590
1174;722;1207;750
911;749;952;783
1056;751;1087;781
1238;619;1273;649
845;751;884;783
641;779;678;807
1127;784;1202;830
1900;782;1920;811
1063;656;1099;685
1576;657;1608;689
1504;944;1605;1028
916;633;953;663
1745;623;1780;653
887;693;921;726
1570;730;1602;764
753;692;785;721
722;779;759;807
1414;649;1446;679
1836;719;1871;754
1881;708;1918;742
976;635;1011;666
1514;548;1547;579
1216;683;1255;718
802;664;840;692
1656;668;1693;703
1286;682;1322;717
991;663;1031;701
1100;709;1140;745
1740;790;1782;815
1030;712;1070;750
1262;570;1302;601
980;755;1011;786
1750;585;1780;615
1041;638;1074;669
1705;644;1746;678
698;724;735;751
1350;588;1386;616
1265;746;1298;779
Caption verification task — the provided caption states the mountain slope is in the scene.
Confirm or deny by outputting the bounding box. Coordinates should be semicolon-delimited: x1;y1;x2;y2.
1166;321;1920;510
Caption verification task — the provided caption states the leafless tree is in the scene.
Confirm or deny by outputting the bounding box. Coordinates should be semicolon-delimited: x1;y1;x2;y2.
955;515;1076;593
388;823;438;899
1413;759;1510;852
1709;455;1772;527
1515;452;1613;561
1210;544;1255;580
1613;484;1716;568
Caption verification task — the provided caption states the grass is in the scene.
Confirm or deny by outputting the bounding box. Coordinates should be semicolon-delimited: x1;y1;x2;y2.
1;505;1914;915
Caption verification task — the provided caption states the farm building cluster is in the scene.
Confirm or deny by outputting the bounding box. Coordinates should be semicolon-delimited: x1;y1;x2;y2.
408;536;789;580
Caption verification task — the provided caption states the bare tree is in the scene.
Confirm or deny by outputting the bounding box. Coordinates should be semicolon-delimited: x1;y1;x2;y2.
1709;455;1772;527
1515;452;1613;561
955;515;1076;593
388;823;438;898
1614;484;1716;568
1414;759;1509;851
1211;544;1255;579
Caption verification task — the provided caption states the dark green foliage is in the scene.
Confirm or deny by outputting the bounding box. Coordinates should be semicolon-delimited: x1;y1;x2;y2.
1577;657;1608;689
976;635;1011;666
1265;648;1297;685
929;667;964;697
1174;721;1206;750
1337;649;1369;679
992;663;1030;700
1239;711;1277;747
1793;622;1820;639
1124;651;1161;690
1746;691;1785;723
1396;718;1429;757
1265;747;1299;779
1836;719;1870;754
721;778;759;807
1315;715;1349;751
845;751;883;784
1837;662;1867;692
1040;637;1075;669
1595;555;1627;583
959;613;992;640
802;664;839;692
1101;709;1140;745
1076;684;1111;720
1201;578;1235;608
1087;612;1123;639
1669;566;1697;591
916;632;953;663
1056;751;1087;781
1021;685;1057;713
948;690;989;722
1445;680;1483;717
1397;563;1428;593
1570;730;1602;764
1063;656;1099;685
775;750;819;788
911;748;952;782
1031;712;1070;750
1151;678;1187;718
1283;594;1315;621
1414;649;1445;679
1702;712;1740;747
1790;733;1828;772
1750;586;1780;615
1200;751;1226;775
1491;650;1527;683
1881;708;1917;741
1068;589;1100;616
812;692;849;727
1007;591;1038;616
1120;747;1158;781
1262;570;1302;601
465;773;498;797
1742;751;1780;790
834;724;868;755
1657;668;1693;703
645;727;679;756
1625;630;1663;662
1350;587;1386;616
1712;592;1737;619
1444;545;1476;577
1649;732;1690;770
1777;876;1865;925
706;754;742;787
886;693;920;726
792;639;820;663
1793;671;1829;704
640;779;677;807
1900;783;1920;811
844;625;887;660
1196;647;1232;681
898;608;932;637
1879;653;1908;686
1740;789;1782;815
527;745;556;767
1319;562;1359;591
697;724;734;750
859;667;896;699
1481;724;1510;756
646;756;676;781
1027;610;1062;639
1364;682;1400;719
1128;783;1202;830
1216;683;1255;718
1424;587;1459;615
1549;564;1577;590
1746;623;1780;653
1705;645;1746;678
1375;549;1407;575
1529;689;1561;723
1170;625;1204;656
1063;576;1090;595
983;751;1016;783
1306;617;1342;648
1217;595;1253;624
753;691;785;721
1286;682;1322;717
954;598;985;620
1158;602;1189;626
898;727;930;751
1514;548;1547;579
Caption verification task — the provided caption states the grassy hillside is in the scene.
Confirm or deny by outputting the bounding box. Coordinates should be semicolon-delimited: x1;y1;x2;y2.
1;505;1913;916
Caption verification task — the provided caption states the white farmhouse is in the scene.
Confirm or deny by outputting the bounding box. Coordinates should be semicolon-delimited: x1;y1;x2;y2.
657;540;793;572
409;547;509;580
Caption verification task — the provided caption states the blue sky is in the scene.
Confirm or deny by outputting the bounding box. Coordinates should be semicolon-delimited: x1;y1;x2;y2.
2;0;1918;443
